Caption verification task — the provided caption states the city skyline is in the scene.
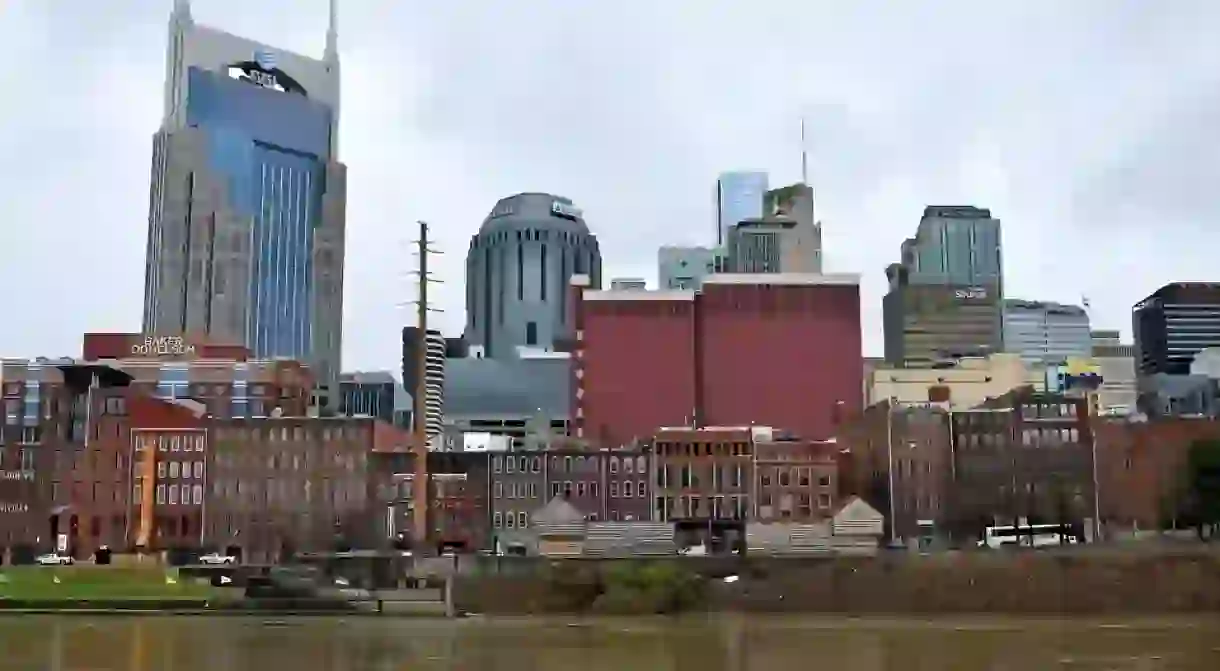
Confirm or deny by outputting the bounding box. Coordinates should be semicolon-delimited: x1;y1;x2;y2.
3;1;1219;371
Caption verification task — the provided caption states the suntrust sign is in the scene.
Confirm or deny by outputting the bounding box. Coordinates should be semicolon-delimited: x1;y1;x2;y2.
954;287;988;300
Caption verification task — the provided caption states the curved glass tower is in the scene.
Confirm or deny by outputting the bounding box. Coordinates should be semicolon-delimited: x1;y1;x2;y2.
464;193;602;359
142;0;345;405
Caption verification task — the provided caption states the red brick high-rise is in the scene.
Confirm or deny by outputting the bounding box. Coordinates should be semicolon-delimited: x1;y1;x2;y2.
570;273;863;447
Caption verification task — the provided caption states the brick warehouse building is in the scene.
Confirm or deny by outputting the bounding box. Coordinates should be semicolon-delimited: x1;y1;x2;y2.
839;388;1098;543
0;334;413;560
570;273;863;448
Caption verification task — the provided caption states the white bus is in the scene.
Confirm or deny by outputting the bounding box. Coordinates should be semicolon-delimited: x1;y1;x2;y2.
979;524;1078;549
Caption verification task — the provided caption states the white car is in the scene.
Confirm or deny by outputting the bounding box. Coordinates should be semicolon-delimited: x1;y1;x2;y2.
36;553;74;566
199;552;237;565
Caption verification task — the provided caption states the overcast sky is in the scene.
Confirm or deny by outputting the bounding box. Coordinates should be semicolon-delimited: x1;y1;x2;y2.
2;0;1218;372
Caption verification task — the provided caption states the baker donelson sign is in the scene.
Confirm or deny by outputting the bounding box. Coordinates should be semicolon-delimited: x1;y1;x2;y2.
132;336;196;357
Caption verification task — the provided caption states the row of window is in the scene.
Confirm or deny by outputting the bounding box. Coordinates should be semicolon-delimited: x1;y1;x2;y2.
157;460;204;480
493;479;650;499
155;483;204;506
493;511;528;529
212;423;369;443
758;470;832;488
213;450;363;471
492;453;649;475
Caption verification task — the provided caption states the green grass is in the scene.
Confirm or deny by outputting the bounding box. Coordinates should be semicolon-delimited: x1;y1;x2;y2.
0;566;220;600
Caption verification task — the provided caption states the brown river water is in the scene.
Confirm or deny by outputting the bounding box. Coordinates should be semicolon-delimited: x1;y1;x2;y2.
2;615;1220;670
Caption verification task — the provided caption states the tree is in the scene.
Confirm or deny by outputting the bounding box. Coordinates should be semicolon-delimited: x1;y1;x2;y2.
1185;438;1220;540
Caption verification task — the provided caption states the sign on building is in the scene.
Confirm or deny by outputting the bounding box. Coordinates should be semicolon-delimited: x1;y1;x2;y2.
131;335;196;357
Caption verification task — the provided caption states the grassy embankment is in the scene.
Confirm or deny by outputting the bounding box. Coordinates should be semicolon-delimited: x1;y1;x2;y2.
0;566;220;602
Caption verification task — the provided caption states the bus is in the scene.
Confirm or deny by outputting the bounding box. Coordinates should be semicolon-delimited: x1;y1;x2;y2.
979;524;1078;549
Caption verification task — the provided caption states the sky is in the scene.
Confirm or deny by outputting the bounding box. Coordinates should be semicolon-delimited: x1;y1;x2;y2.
2;0;1219;372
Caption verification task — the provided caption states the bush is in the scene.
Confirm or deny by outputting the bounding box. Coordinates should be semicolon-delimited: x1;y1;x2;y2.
593;561;705;615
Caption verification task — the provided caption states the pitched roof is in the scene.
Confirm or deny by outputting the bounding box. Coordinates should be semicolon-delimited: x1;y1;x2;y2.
532;496;584;524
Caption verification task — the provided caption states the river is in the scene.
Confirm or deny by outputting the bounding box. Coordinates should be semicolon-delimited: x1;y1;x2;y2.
2;615;1219;669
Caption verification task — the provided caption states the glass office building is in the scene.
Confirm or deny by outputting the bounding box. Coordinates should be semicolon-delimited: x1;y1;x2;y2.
715;171;769;246
142;0;346;405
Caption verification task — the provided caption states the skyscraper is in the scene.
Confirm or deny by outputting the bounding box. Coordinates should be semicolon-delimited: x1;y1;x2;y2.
883;206;1004;367
715;171;768;246
463;193;601;359
141;0;346;407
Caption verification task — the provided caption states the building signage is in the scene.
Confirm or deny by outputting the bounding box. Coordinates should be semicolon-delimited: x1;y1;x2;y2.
0;503;28;514
954;287;988;300
550;201;583;220
132;335;196;357
0;470;34;482
225;51;308;96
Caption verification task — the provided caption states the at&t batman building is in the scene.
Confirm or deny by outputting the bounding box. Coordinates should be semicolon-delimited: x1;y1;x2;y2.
141;0;346;408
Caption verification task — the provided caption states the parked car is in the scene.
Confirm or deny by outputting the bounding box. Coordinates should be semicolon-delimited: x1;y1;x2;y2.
199;552;237;565
36;553;74;566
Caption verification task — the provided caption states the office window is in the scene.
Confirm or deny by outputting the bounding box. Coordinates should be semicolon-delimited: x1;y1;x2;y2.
169;485;178;504
156;484;165;504
526;321;537;346
493;456;502;473
518;512;528;528
194;462;204;478
494;482;503;498
169;462;180;478
193;485;203;505
157;462;167;479
493;512;502;528
506;512;516;528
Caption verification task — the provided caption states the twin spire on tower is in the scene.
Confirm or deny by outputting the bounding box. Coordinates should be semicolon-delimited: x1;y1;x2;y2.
171;0;339;62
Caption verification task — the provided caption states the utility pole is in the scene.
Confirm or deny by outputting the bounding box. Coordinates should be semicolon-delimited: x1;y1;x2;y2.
411;220;443;549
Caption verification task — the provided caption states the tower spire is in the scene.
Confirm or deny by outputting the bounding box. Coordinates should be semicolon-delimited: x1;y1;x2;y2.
325;0;338;61
800;116;809;186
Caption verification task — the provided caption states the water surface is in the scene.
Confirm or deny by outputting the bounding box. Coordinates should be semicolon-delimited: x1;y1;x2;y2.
2;615;1219;670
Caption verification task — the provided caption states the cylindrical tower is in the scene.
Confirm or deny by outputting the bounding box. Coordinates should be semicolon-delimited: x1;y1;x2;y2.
464;193;602;359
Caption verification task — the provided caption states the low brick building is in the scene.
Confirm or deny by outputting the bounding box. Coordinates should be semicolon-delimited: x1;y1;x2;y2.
753;438;839;522
840;388;1098;544
1095;417;1220;532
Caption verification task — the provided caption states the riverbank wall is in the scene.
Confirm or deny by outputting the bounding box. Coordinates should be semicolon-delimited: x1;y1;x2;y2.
453;550;1220;615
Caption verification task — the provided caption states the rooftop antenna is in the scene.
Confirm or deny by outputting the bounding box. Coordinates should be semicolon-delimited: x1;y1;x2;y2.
324;0;338;61
800;116;808;185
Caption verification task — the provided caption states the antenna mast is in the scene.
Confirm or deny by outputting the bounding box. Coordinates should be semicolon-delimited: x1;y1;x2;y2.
800;116;809;185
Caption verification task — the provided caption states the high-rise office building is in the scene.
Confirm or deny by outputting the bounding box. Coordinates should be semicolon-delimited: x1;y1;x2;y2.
658;246;719;290
1002;299;1092;365
898;206;1003;288
401;327;447;444
715;171;768;246
1133;283;1220;376
141;0;346;407
463;193;601;359
883;206;1004;367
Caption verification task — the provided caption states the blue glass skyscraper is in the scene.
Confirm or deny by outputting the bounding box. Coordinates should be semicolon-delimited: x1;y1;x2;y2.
142;0;346;406
715;171;769;246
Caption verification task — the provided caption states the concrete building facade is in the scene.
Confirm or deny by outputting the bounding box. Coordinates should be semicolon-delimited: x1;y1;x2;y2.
1003;299;1092;364
658;246;720;290
141;1;346;408
724;217;821;274
401;327;446;443
464;193;602;358
883;281;1004;367
866;353;1045;410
